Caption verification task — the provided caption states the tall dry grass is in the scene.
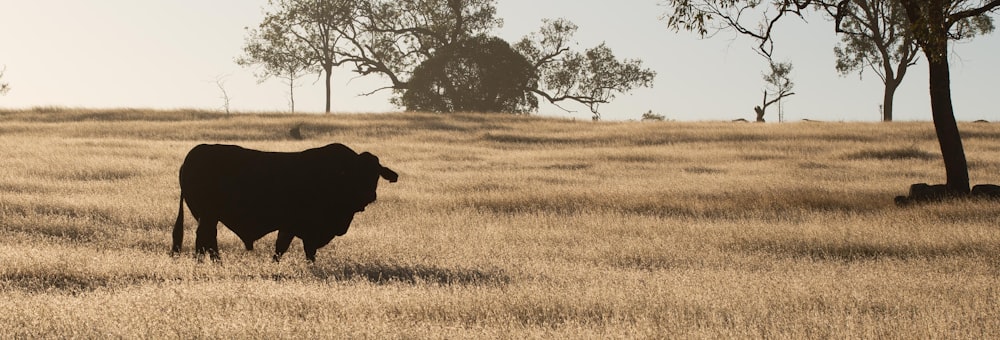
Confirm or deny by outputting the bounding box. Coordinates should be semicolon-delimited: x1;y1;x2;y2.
1;108;999;338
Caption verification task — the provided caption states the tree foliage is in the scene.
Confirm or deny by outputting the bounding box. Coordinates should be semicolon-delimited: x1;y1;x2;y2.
237;10;318;113
833;0;916;79
400;35;538;113
833;0;919;121
241;0;356;113
514;19;657;120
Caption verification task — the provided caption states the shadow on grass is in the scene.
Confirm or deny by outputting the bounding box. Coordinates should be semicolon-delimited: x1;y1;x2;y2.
0;272;162;295
730;239;998;262
844;146;937;161
1;272;108;294
310;259;510;286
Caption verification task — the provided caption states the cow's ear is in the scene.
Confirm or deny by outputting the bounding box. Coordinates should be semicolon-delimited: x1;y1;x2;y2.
380;166;399;183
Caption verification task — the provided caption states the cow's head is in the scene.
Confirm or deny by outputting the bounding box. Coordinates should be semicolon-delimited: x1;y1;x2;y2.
347;151;397;212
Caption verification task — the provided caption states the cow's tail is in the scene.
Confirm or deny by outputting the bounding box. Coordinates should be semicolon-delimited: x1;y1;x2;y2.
171;191;184;255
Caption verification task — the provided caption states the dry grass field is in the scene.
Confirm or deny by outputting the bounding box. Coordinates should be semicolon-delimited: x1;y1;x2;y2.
1;108;999;338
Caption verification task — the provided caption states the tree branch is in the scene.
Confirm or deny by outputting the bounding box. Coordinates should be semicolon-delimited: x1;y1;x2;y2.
763;91;795;108
948;0;1000;24
356;85;397;96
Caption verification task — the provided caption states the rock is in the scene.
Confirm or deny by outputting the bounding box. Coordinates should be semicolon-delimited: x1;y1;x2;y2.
909;183;948;200
971;184;1000;199
894;195;910;206
897;183;1000;206
895;183;949;206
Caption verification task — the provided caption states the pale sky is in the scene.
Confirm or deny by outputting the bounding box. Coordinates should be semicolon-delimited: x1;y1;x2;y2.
0;1;997;121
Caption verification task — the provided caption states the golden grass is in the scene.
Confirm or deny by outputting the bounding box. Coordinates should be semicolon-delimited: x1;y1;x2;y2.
1;108;1000;338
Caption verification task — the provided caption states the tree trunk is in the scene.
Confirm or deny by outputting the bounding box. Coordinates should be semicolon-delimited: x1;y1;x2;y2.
324;66;333;113
882;79;897;122
925;47;970;194
288;75;296;114
755;90;767;122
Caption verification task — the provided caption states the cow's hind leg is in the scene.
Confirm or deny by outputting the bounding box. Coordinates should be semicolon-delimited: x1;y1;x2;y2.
195;218;220;262
171;194;185;256
272;230;293;262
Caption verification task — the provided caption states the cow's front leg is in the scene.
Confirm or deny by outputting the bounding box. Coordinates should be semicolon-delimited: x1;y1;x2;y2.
195;218;221;262
273;230;293;262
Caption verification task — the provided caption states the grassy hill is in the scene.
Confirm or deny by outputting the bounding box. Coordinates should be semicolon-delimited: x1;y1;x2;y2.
1;108;999;338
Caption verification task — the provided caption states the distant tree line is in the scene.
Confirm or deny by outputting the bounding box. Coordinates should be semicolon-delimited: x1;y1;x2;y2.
237;0;656;120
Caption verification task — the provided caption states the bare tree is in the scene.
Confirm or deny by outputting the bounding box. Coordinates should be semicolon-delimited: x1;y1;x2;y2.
0;65;10;96
214;74;232;115
754;60;795;122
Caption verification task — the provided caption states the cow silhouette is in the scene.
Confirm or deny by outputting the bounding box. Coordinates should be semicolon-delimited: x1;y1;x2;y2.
172;143;398;262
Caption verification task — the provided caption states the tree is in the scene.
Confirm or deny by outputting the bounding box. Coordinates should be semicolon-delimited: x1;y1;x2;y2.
401;35;538;113
832;0;919;122
237;14;318;113
663;0;999;195
246;0;356;113
0;65;10;96
514;19;656;120
214;74;233;115
754;60;795;122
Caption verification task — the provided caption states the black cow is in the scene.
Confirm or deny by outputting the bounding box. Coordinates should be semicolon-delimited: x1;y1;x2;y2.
171;143;398;262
